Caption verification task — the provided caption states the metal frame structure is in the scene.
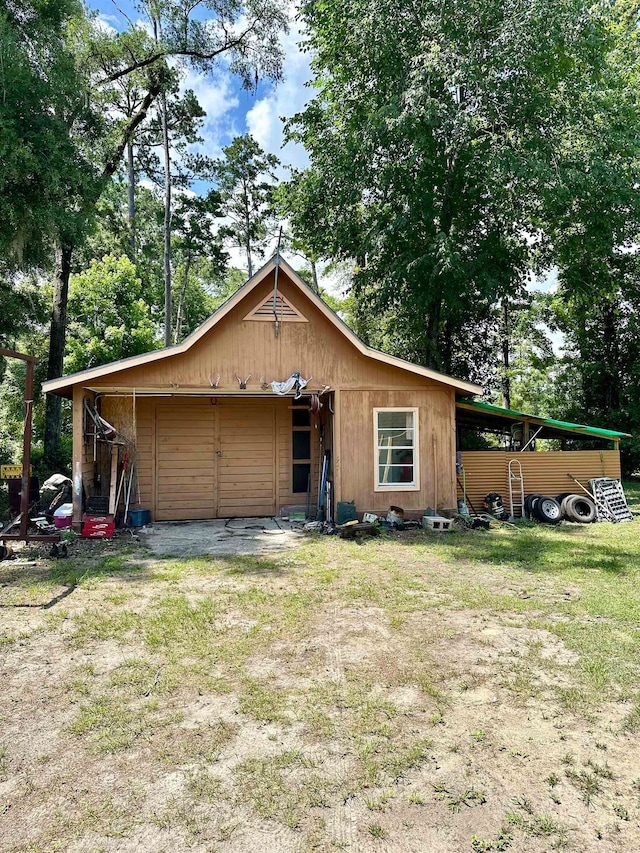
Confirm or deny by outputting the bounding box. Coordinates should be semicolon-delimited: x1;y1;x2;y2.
0;348;60;544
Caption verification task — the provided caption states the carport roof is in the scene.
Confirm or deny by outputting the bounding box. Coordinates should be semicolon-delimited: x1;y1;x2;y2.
456;400;630;441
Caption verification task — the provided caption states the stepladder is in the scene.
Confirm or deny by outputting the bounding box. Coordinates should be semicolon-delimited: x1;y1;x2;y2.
508;459;525;519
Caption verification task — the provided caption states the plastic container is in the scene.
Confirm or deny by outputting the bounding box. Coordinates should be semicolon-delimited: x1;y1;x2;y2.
53;503;73;528
128;508;151;527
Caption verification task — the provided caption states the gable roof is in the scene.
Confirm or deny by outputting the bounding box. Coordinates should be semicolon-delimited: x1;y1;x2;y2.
42;256;483;396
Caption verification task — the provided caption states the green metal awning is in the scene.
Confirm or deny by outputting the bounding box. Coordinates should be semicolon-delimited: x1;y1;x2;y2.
456;400;630;441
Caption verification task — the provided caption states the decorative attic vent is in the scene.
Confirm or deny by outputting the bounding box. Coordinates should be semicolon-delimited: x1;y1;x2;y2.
244;293;308;323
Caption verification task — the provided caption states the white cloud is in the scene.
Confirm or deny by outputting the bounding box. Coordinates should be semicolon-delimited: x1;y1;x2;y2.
94;12;118;34
528;267;559;294
246;19;313;173
180;67;240;160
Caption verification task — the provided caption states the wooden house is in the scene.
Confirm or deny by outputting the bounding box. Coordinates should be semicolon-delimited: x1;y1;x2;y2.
42;256;628;525
43;257;480;524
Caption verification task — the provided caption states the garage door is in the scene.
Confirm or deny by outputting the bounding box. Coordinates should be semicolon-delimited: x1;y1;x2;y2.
218;404;276;517
155;404;216;520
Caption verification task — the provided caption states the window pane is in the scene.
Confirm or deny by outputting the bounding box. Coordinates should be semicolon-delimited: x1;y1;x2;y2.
293;463;311;493
378;464;415;485
378;448;414;466
377;411;414;447
293;431;311;460
292;408;310;427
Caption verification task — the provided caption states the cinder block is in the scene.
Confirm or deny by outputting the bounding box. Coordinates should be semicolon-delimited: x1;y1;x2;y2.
422;516;453;532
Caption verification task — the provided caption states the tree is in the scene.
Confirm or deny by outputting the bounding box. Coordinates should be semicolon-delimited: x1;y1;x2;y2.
41;0;289;462
136;84;215;344
213;135;279;277
0;0;99;270
65;255;158;373
281;0;635;374
172;191;227;342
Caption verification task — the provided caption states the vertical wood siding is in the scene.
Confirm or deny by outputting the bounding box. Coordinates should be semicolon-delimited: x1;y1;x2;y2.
339;388;457;514
73;268;462;520
88;273;438;393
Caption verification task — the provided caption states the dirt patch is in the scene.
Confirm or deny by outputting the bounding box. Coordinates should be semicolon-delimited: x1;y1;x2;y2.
1;535;639;851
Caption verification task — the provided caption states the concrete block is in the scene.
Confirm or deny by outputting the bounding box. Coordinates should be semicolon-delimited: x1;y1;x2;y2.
422;515;453;532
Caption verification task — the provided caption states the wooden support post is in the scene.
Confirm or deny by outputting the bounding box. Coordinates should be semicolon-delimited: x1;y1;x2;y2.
333;389;342;510
72;386;85;529
19;358;35;540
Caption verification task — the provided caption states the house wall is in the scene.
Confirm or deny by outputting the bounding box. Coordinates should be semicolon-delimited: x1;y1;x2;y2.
459;450;622;514
339;388;457;515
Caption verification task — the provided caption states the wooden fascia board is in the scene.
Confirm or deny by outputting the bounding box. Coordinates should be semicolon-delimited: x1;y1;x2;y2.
42;255;482;397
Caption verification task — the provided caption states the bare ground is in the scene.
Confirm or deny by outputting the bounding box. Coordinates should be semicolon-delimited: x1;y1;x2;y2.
1;529;639;852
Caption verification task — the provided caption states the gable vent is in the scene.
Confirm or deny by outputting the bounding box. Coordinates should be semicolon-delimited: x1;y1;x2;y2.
244;293;308;323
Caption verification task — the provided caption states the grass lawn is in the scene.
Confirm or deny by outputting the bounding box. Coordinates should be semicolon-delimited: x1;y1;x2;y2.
2;484;640;851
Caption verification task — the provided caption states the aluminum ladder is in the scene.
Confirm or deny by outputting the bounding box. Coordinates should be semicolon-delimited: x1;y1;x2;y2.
508;459;525;519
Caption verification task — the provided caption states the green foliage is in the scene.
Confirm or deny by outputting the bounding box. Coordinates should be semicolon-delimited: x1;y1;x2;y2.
0;0;100;267
213;134;280;275
66;255;158;372
172;191;228;341
283;0;640;381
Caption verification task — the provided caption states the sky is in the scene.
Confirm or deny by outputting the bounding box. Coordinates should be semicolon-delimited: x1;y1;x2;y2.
90;1;313;179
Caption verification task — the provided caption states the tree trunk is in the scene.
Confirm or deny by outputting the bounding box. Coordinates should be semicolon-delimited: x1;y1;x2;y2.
161;90;172;346
601;299;620;411
310;260;319;294
501;299;511;410
424;299;442;370
44;242;73;467
174;251;192;344
127;140;136;257
243;176;252;277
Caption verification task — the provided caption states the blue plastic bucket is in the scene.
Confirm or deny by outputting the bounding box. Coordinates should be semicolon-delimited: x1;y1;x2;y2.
128;509;151;527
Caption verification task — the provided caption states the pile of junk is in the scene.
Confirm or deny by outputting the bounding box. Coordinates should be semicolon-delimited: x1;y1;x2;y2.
0;473;76;559
464;479;634;526
304;502;456;541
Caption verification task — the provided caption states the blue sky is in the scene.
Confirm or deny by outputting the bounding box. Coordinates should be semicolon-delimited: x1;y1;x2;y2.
89;0;313;179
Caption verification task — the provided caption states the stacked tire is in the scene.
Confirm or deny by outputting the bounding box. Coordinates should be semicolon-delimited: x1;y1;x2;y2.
524;492;596;524
558;493;597;524
524;494;562;525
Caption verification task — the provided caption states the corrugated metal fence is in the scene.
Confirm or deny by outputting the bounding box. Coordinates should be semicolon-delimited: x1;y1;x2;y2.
458;450;621;514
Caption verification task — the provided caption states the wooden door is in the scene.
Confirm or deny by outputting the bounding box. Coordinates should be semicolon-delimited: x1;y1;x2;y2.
217;403;276;517
155;403;217;520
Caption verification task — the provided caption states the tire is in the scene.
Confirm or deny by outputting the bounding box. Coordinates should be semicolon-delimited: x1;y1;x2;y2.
561;494;578;517
564;494;597;524
533;496;562;525
524;493;544;519
556;492;573;506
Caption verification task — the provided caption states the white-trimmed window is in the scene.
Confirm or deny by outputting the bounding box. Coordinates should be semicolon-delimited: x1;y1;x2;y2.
373;408;419;491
